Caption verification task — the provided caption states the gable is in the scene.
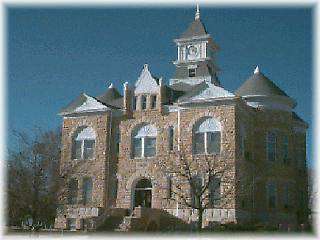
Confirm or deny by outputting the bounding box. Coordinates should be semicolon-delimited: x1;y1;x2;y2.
59;93;110;116
134;64;160;95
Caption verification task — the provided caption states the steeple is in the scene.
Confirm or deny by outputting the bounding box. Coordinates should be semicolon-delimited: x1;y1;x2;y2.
195;4;200;20
170;5;220;87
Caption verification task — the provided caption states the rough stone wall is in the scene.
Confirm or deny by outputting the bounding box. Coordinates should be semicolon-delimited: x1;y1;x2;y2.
55;112;112;229
116;102;238;224
234;104;307;226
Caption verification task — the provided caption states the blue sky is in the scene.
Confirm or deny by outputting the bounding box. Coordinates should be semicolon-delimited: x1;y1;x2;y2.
7;6;313;165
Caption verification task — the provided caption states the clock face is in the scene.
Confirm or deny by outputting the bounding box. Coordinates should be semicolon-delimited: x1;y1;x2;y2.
187;45;199;59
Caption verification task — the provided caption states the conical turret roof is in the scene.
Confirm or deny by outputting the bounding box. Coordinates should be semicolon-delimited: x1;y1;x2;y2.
96;83;122;104
235;66;289;97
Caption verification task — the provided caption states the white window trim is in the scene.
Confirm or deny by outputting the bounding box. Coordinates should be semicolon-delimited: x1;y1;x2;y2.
75;139;95;160
134;136;156;158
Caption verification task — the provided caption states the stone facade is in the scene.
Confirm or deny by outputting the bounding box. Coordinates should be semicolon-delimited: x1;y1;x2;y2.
54;7;309;231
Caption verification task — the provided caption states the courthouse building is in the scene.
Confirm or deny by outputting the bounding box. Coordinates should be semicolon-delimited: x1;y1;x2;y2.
54;6;308;231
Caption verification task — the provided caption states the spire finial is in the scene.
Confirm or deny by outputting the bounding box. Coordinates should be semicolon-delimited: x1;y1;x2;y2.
108;83;114;88
195;4;200;20
254;65;260;74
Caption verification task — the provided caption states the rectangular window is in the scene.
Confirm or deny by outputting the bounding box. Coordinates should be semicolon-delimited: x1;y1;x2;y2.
188;68;196;77
168;127;174;151
283;183;289;208
68;179;78;204
133;138;142;158
267;182;276;208
115;130;120;155
144;137;156;157
283;135;289;164
191;177;202;208
167;176;172;199
67;218;77;230
194;132;205;154
132;96;137;111
209;176;221;207
83;140;95;160
267;132;276;162
73;140;82;159
83;177;93;205
207;132;220;154
151;95;157;109
141;95;147;110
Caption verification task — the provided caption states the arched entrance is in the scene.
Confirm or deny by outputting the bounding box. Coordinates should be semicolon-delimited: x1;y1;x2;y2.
133;178;152;208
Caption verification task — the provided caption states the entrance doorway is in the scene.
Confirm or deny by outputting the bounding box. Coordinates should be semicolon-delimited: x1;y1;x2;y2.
134;178;152;208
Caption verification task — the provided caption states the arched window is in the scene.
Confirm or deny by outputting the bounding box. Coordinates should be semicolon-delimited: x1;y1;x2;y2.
132;124;157;158
72;127;96;160
193;117;221;154
68;178;78;204
83;177;93;205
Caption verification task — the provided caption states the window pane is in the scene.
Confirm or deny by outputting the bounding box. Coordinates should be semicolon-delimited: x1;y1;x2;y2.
68;179;78;204
189;68;196;77
283;136;289;164
267;132;276;162
133;96;137;111
141;96;147;110
83;178;93;205
207;132;221;154
194;132;205;154
267;182;276;208
73;140;82;159
209;177;221;207
144;137;156;157
83;140;95;159
133;138;142;158
191;176;202;208
168;127;174;151
151;95;157;109
283;183;289;207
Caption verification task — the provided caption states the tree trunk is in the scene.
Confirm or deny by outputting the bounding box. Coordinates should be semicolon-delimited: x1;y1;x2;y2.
197;208;203;232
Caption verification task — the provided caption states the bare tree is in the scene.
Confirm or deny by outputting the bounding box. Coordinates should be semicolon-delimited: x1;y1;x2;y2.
6;128;61;228
163;150;233;232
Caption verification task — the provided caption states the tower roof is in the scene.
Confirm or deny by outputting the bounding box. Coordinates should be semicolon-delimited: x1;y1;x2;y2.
235;66;289;97
96;84;122;104
179;5;208;39
180;19;208;39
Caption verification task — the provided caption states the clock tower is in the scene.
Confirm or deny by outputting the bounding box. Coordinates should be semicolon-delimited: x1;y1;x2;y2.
170;5;220;87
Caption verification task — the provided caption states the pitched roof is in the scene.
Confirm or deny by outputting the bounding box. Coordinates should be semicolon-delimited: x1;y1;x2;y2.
59;93;110;116
180;19;208;39
235;68;289;97
178;82;235;103
96;85;123;108
292;112;307;125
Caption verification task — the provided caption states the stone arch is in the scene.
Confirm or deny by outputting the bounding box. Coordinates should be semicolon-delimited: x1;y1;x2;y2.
131;122;157;138
187;112;223;133
193;117;221;133
126;171;157;209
